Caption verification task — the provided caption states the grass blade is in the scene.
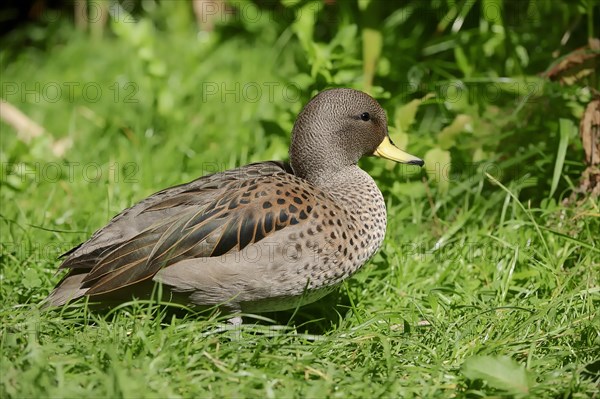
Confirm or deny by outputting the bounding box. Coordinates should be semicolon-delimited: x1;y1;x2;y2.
463;355;530;396
486;173;550;259
549;118;573;198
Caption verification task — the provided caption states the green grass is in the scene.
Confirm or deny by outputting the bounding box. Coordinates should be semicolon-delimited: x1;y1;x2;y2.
1;1;599;397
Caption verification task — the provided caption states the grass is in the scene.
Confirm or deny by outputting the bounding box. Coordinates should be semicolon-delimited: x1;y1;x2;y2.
1;1;599;398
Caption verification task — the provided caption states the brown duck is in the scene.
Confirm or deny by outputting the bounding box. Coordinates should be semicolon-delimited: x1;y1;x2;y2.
45;88;424;324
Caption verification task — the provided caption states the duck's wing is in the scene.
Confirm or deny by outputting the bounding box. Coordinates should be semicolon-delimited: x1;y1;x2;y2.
58;161;292;270
48;160;325;302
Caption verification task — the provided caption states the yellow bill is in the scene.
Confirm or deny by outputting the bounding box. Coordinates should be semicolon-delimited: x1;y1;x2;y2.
373;136;424;166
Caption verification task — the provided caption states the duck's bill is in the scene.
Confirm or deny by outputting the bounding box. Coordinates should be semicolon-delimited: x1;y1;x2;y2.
373;136;424;166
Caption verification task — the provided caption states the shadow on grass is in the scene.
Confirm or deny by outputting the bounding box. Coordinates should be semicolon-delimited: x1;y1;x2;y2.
41;288;352;337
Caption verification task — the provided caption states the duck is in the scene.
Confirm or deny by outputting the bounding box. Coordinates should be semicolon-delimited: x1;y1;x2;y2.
45;88;424;324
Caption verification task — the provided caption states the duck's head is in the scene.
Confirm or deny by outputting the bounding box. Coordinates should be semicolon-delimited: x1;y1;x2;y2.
290;88;424;183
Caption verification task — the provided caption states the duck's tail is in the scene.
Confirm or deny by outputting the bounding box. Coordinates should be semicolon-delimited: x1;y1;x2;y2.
42;272;89;308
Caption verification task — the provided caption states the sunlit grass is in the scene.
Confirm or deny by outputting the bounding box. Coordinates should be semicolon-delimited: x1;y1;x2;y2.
1;2;599;397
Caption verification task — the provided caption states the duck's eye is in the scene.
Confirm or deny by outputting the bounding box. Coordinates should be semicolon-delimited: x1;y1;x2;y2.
360;112;371;121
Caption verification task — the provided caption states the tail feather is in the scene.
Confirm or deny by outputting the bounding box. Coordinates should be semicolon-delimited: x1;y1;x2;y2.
43;273;89;307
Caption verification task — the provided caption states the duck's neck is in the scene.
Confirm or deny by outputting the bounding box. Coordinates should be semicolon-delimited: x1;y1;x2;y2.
318;165;384;212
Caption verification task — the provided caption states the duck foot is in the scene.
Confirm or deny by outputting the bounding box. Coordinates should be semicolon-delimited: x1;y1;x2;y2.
227;315;243;326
